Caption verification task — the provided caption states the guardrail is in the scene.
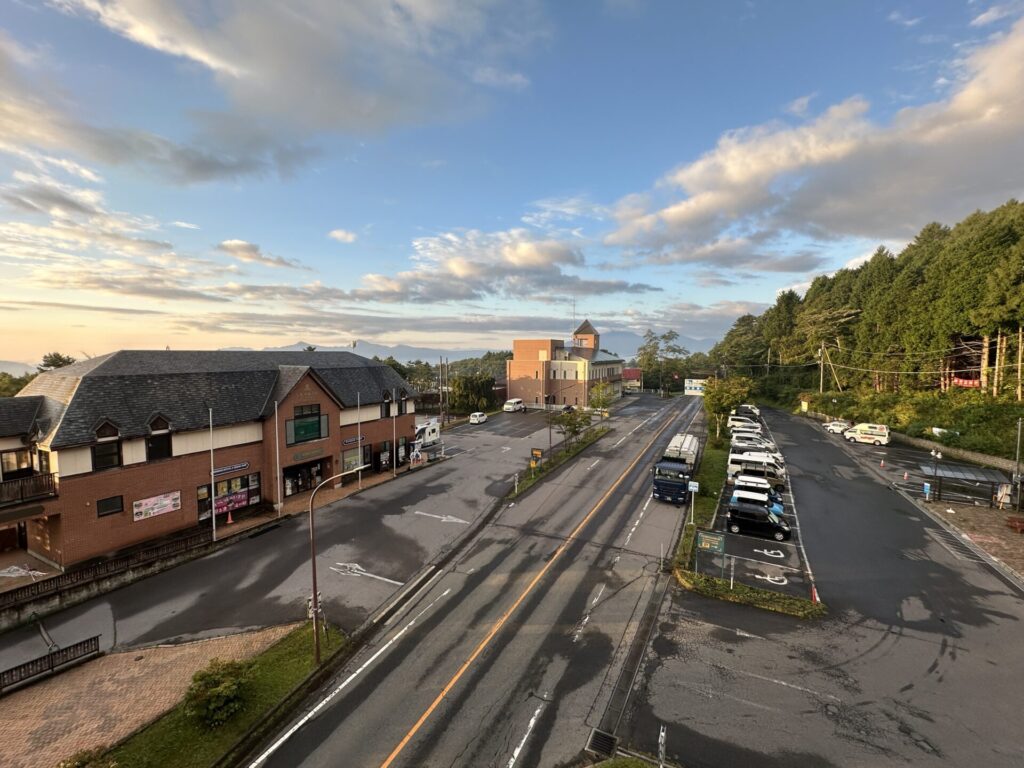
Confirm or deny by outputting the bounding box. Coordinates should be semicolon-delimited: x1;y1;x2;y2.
0;530;211;610
0;634;100;695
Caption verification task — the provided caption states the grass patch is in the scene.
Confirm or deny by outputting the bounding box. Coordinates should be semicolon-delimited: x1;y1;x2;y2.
104;623;345;768
597;758;653;768
676;569;828;619
508;426;611;498
674;438;729;570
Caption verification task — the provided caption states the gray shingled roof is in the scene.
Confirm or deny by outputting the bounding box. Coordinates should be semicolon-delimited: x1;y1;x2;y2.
0;396;44;439
24;351;416;449
573;319;599;337
569;347;624;364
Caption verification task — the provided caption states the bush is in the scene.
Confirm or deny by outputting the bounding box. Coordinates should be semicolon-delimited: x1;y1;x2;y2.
183;658;251;729
57;749;118;768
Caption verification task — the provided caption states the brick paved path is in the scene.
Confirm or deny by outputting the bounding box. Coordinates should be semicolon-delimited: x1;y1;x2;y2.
0;624;296;768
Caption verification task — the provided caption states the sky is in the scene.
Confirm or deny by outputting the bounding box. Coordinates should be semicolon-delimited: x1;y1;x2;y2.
2;0;1024;364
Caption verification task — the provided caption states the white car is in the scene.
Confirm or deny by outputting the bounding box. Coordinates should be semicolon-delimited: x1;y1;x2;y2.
469;412;487;424
824;419;851;434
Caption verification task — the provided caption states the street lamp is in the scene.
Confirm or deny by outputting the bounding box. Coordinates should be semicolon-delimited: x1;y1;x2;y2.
930;449;942;502
308;471;345;665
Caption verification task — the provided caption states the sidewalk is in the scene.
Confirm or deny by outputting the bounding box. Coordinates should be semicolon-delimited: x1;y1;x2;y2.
0;623;296;768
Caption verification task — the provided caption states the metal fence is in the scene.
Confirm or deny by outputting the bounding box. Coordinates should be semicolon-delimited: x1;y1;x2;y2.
0;529;212;610
0;634;100;694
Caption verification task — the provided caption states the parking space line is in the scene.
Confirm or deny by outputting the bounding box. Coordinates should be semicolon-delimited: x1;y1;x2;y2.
721;553;803;572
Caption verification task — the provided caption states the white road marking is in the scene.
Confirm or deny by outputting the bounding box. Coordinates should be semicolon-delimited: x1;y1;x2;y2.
713;664;842;702
613;434;627;447
591;584;606;607
330;563;403;586
502;446;511;453
248;588;452;767
507;702;545;768
753;548;785;559
623;505;648;548
413;510;469;525
754;574;789;585
587;459;601;471
642;497;651;512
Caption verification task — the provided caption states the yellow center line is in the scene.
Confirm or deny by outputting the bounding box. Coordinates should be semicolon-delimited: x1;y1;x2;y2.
379;401;690;768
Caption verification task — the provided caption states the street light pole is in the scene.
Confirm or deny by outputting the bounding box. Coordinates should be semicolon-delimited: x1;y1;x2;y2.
1015;417;1022;514
308;471;345;665
930;449;942;502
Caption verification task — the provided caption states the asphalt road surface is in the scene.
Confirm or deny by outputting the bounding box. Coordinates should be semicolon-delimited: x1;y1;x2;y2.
0;408;562;668
622;409;1024;767
251;395;702;768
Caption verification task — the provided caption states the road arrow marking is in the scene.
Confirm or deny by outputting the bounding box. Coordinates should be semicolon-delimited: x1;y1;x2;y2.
413;510;469;525
331;563;403;585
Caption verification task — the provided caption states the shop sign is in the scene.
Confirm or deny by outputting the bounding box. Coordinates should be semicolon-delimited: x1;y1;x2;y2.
133;490;181;522
214;461;250;477
342;435;365;446
292;447;324;462
215;490;249;514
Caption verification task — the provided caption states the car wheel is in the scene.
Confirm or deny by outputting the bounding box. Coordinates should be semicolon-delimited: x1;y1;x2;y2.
873;440;881;446
729;523;740;534
773;531;785;541
847;436;856;443
775;484;785;492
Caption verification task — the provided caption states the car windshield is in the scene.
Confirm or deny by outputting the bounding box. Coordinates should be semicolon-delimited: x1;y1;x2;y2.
768;512;781;524
655;466;687;479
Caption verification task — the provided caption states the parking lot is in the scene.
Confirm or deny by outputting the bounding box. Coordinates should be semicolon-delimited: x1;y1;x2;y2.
692;412;818;601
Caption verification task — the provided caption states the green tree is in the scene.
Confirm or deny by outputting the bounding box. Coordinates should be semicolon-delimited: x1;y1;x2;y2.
37;352;76;372
303;345;317;352
703;376;752;438
374;355;409;381
548;408;591;447
450;373;496;412
0;371;36;397
589;381;614;416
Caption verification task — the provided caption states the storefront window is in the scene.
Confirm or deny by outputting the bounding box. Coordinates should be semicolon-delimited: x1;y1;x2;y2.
342;448;362;473
283;460;325;497
199;472;261;517
91;441;121;471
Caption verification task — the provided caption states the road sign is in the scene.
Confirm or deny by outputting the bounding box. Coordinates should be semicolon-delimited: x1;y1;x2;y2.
531;448;543;459
696;531;725;554
688;481;699;493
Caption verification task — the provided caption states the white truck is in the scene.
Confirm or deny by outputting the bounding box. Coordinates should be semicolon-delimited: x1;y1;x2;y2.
414;420;441;447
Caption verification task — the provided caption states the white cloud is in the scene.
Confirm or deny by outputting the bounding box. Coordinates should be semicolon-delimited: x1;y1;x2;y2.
970;4;1015;26
471;66;530;91
888;11;923;27
785;93;816;117
172;220;200;230
217;239;307;270
328;228;358;243
522;195;608;229
608;18;1024;271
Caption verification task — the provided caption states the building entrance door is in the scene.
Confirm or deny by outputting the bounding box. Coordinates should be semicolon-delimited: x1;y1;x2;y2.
283;459;326;497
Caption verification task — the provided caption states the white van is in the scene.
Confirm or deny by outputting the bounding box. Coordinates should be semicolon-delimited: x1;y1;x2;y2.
730;443;784;465
727;452;786;479
730;422;764;436
503;398;525;413
843;423;890;445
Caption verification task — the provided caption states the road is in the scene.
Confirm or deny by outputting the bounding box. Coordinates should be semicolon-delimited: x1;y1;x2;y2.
251;395;701;768
0;407;563;668
622;408;1024;767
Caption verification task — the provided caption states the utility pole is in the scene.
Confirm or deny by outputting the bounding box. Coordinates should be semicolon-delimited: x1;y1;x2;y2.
766;345;771;376
1016;416;1022;514
819;341;824;394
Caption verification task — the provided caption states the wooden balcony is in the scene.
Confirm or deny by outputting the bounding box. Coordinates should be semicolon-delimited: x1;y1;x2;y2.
0;473;58;509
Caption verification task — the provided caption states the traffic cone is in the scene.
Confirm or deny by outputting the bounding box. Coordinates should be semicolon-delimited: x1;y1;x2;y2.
880;459;885;469
227;510;234;525
903;471;909;481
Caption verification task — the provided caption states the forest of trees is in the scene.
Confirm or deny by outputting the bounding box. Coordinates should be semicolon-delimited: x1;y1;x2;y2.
708;200;1024;396
706;200;1024;457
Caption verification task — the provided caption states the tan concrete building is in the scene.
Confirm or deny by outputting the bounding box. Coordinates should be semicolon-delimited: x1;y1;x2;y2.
0;350;416;568
506;320;624;409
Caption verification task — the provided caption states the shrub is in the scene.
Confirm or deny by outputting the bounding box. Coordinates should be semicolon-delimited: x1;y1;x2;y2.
57;749;118;768
183;658;251;729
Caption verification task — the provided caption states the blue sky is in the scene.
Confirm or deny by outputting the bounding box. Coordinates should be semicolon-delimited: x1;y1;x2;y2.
2;0;1024;362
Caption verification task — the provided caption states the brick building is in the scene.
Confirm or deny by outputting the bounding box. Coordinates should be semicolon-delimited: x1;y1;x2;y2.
0;350;416;568
506;320;624;409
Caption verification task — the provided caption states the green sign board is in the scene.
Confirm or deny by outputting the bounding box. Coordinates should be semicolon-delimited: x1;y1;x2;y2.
696;531;725;554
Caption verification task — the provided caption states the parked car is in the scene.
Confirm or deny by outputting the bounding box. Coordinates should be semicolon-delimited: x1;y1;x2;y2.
469;412;488;424
736;403;761;417
727;414;760;429
503;398;526;412
734;482;785;508
843;423;890;445
824;419;851;434
562;404;576;412
726;503;791;541
729;488;785;516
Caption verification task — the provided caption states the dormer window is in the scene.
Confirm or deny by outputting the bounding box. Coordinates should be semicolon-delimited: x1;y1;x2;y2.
92;421;121;471
380;390;392;420
146;415;172;462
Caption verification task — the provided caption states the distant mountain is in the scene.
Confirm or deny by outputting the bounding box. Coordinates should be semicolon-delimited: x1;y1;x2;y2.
0;360;34;376
260;333;713;364
262;341;492;363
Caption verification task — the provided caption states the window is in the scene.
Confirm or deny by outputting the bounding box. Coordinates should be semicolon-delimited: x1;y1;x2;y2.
397;398;406;416
92;441;121;471
535;370;538;379
198;472;261;516
97;495;123;517
574;369;578;379
1;449;31;476
342;447;363;472
286;407;329;445
146;432;172;461
150;415;170;431
38;449;50;475
96;422;118;439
